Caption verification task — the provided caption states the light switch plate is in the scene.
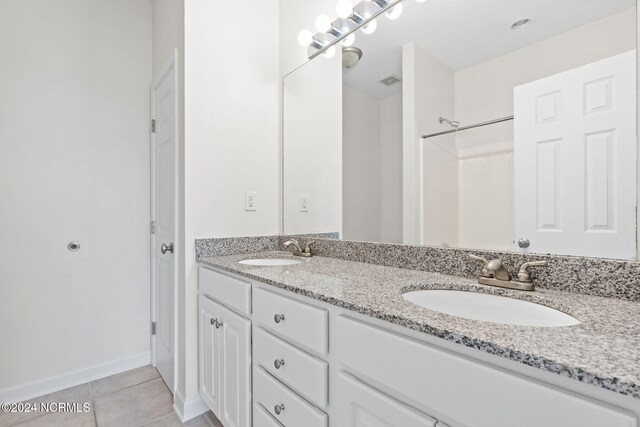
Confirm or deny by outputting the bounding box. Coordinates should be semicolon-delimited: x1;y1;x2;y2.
245;191;257;211
299;194;310;212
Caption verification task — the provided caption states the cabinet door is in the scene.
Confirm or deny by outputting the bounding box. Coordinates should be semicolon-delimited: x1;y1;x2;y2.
219;306;252;427
335;372;437;427
199;296;221;415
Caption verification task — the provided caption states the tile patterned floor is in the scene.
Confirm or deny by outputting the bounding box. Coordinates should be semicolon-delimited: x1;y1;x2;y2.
0;366;222;427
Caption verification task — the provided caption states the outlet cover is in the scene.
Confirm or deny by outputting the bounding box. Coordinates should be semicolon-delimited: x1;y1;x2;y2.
245;191;257;211
299;194;310;212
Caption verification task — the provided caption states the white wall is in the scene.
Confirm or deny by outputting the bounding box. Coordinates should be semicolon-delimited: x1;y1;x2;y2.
342;87;403;243
380;94;404;243
343;85;381;241
181;0;280;410
0;0;152;394
284;55;342;236
454;7;636;251
403;43;458;246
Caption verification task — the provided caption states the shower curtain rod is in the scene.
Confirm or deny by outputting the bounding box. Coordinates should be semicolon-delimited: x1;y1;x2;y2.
421;115;514;140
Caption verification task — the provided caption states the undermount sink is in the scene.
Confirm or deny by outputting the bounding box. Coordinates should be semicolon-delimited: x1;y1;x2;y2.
237;258;302;266
402;289;580;327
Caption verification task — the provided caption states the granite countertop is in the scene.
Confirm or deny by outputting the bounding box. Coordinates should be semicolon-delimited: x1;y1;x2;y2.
198;251;640;399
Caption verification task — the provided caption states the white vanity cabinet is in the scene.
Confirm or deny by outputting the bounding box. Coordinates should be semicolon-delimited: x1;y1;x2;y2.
199;267;252;427
198;265;639;427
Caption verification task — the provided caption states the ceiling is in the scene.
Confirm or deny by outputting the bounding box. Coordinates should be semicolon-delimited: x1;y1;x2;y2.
342;0;635;99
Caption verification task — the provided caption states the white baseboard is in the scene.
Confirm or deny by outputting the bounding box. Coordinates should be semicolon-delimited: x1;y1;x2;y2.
0;351;150;404
174;389;208;422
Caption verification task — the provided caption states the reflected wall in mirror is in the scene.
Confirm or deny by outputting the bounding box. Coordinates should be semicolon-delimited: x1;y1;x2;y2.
283;0;638;259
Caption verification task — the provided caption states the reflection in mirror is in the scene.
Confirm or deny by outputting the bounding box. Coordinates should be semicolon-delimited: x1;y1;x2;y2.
284;0;637;259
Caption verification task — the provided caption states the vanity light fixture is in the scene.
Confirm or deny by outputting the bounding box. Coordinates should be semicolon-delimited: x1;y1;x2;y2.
302;0;416;59
511;18;532;31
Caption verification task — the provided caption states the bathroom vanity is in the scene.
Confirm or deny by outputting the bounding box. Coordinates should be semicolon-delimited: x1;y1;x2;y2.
197;251;640;427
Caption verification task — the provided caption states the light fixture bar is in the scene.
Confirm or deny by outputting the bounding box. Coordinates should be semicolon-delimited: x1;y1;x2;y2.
307;0;403;60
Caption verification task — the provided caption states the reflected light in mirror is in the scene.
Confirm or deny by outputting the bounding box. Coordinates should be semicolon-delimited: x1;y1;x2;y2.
316;14;332;32
323;45;337;58
337;0;354;19
386;4;403;20
361;19;377;34
298;29;313;47
342;33;356;46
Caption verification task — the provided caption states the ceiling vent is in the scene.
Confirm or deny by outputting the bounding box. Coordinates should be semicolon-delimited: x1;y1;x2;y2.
379;74;401;87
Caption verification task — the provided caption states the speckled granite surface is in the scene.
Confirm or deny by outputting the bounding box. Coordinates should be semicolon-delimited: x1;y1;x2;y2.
195;236;280;258
199;251;640;399
283;237;640;302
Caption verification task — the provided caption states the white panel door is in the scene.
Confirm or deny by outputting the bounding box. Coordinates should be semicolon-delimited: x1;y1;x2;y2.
514;50;636;259
152;56;177;390
220;306;252;427
334;372;437;427
199;296;221;415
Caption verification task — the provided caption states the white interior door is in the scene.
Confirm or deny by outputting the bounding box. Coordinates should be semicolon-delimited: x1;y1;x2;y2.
514;50;636;259
152;54;177;391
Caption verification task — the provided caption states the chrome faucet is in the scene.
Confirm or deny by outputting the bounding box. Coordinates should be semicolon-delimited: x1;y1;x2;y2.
470;254;547;291
283;239;314;258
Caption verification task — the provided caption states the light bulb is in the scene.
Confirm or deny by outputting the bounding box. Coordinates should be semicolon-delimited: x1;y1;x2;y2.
336;0;354;19
341;33;355;47
322;45;337;58
361;19;377;34
315;14;332;32
298;29;313;47
386;4;403;20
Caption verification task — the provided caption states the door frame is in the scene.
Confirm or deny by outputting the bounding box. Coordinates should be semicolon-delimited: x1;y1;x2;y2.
150;49;180;393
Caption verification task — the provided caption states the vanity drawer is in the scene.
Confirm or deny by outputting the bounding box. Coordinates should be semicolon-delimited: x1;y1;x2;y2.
335;372;437;427
253;288;328;354
199;266;251;316
253;403;282;427
253;367;327;427
335;316;638;427
254;326;328;408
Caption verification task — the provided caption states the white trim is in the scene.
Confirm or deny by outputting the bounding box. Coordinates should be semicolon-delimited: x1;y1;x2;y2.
150;48;180;395
0;351;150;404
173;390;209;422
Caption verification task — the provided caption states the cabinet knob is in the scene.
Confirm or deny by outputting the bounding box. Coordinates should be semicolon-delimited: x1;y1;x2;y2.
210;318;216;326
518;238;530;248
274;359;285;369
215;320;223;329
274;314;285;323
274;404;285;415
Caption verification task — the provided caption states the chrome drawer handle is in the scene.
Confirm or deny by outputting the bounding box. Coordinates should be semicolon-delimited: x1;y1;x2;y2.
274;314;285;323
274;404;285;415
274;359;285;369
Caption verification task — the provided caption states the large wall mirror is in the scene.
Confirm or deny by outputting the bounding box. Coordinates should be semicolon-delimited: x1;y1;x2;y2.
283;0;637;260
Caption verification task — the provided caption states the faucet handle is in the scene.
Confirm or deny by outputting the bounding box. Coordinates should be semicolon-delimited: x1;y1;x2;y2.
469;254;491;278
283;239;302;253
516;260;548;283
303;240;315;254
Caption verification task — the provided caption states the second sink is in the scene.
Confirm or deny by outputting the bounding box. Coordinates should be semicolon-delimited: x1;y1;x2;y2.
238;258;302;266
402;289;580;327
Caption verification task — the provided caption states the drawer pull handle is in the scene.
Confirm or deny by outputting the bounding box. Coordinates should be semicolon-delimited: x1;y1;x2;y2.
274;314;285;323
274;359;285;369
274;404;285;415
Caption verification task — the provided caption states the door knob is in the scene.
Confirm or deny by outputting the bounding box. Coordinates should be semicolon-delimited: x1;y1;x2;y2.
274;404;285;415
274;314;285;323
518;238;530;248
274;359;285;369
161;243;174;254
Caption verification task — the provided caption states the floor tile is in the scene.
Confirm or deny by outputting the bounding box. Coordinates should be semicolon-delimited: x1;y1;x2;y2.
93;378;173;427
142;413;214;427
90;366;159;398
0;384;91;427
13;411;95;427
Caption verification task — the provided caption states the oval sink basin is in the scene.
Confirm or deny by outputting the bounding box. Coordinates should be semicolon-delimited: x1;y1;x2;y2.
237;258;302;266
402;290;579;327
